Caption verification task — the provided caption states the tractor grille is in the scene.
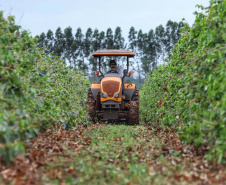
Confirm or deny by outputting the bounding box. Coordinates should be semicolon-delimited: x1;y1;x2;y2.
102;80;120;97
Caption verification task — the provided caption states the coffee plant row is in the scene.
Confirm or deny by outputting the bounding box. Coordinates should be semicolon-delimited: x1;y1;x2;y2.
0;12;90;163
140;0;225;164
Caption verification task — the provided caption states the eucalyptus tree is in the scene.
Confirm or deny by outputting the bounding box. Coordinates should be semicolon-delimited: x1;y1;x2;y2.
91;29;100;78
114;26;125;49
177;21;184;38
155;25;166;62
99;31;105;49
35;20;183;79
54;27;65;59
105;28;114;49
91;30;106;79
172;21;184;47
73;28;84;68
142;29;158;74
164;20;183;60
82;28;93;73
136;30;147;78
92;29;100;52
137;29;144;56
46;30;54;55
37;32;46;48
128;26;142;87
113;27;126;69
148;29;158;68
64;27;74;66
84;28;93;57
140;32;150;75
128;26;137;52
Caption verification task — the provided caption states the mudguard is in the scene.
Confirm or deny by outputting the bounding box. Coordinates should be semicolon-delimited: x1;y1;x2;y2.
91;84;100;100
123;84;136;100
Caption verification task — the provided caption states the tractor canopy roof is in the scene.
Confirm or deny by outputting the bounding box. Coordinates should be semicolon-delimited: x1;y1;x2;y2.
92;49;135;57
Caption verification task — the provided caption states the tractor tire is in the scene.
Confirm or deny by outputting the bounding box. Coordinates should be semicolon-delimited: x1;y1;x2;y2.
127;89;139;125
86;88;96;122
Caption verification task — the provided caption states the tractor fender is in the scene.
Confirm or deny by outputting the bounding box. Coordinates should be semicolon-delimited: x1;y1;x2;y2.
91;84;100;100
123;84;136;100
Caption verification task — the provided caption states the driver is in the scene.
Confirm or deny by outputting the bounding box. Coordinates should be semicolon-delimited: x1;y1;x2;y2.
109;60;121;75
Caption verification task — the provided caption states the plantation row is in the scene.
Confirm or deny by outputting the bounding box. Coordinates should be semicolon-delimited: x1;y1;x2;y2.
140;0;226;163
0;12;90;163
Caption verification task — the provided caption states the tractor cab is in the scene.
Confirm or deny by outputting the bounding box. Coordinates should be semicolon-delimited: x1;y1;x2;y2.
87;49;139;125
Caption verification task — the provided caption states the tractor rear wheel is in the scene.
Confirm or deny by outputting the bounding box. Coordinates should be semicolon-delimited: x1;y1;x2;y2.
127;89;139;125
86;88;96;122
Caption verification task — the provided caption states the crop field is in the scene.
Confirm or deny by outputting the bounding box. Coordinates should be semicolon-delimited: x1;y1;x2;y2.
0;0;225;184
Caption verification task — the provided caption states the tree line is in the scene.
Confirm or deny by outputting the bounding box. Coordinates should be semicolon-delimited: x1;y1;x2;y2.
36;20;184;80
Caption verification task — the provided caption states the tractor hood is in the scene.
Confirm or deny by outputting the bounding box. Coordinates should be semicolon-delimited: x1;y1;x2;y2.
101;77;122;102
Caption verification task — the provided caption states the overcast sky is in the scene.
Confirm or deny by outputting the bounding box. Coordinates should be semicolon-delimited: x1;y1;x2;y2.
1;0;210;39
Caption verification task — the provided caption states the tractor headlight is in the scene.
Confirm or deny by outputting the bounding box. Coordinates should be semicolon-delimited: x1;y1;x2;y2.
102;92;107;98
114;92;120;98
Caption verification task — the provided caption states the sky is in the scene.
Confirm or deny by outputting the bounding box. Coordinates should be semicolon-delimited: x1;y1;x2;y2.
0;0;210;40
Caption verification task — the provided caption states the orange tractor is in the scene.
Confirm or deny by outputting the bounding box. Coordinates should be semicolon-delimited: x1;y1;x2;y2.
87;49;139;125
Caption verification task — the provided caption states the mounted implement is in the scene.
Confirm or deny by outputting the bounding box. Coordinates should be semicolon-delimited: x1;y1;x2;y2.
87;49;139;125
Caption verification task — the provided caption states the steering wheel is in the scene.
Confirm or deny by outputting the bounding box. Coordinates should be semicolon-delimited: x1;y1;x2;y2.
107;70;118;74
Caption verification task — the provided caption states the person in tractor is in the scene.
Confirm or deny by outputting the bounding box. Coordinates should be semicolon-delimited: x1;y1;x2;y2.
109;60;121;75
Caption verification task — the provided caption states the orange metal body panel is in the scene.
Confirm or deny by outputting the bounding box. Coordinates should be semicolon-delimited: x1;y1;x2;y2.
124;84;135;89
92;53;135;56
92;50;135;57
101;97;121;102
101;77;122;102
91;84;101;89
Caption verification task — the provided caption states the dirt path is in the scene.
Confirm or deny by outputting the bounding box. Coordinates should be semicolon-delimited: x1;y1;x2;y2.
0;123;225;185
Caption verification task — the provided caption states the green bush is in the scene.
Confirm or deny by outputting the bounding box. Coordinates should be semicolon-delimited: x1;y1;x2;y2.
140;0;226;163
0;12;90;163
